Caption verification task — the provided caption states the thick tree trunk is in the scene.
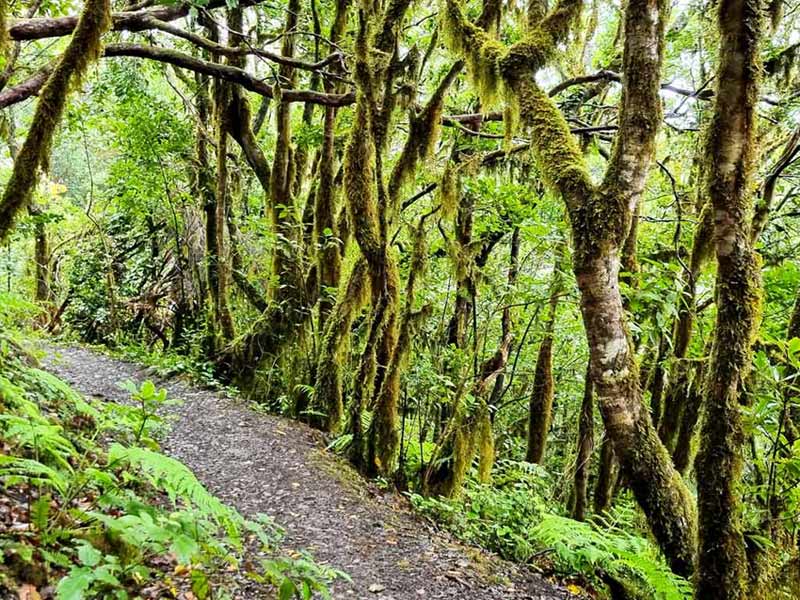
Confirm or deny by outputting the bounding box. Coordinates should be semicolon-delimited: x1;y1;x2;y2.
440;0;697;572
575;247;697;576
695;2;763;598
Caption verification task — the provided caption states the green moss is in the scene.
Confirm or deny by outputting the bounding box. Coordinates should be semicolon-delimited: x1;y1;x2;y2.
517;79;594;206
368;218;430;475
316;257;371;432
0;0;8;61
0;0;111;242
476;410;494;483
438;164;459;221
440;0;506;107
344;93;382;263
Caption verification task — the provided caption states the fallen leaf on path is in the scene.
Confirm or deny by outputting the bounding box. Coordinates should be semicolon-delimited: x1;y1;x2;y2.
17;584;41;600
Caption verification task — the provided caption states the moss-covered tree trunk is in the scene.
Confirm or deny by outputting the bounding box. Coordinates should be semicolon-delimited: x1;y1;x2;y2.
671;359;703;475
218;0;319;382
441;0;697;575
0;0;111;243
32;213;52;304
211;55;235;343
572;364;594;521
593;433;617;515
314;101;342;329
526;238;564;464
343;5;406;470
367;217;431;474
345;0;454;474
316;258;370;432
694;2;764;597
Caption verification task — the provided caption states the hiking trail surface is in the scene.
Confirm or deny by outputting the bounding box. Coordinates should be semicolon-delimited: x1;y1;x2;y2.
41;344;574;600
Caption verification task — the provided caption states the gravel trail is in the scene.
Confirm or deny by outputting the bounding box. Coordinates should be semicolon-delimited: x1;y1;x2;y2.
41;344;572;600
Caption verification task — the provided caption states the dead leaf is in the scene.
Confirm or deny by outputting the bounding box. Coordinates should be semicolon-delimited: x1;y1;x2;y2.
18;584;42;600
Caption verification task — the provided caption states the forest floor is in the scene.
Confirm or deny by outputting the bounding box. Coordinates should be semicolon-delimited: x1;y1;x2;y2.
40;344;575;600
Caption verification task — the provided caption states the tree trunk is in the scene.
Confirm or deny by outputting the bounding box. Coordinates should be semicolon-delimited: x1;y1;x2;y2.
572;364;594;521
671;360;703;475
695;2;763;597
526;239;564;463
441;0;697;573
0;0;111;243
593;433;617;515
33;218;51;304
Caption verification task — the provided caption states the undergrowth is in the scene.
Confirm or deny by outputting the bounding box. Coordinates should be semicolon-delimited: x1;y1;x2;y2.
408;459;691;600
0;335;344;599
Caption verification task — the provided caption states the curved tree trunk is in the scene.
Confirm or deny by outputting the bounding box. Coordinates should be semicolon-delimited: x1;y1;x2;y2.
442;0;697;574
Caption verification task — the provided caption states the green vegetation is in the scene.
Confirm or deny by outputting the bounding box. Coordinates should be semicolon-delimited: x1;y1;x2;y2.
2;0;800;598
0;333;342;598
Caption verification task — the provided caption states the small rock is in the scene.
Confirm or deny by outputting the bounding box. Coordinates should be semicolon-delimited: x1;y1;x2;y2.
368;583;386;593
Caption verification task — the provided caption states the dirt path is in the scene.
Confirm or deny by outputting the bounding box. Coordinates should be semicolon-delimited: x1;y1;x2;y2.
41;345;572;600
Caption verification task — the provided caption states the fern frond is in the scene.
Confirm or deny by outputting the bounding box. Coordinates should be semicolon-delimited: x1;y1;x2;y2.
0;454;69;494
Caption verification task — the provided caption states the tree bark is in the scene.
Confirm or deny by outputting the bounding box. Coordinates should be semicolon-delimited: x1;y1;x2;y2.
526;238;565;463
695;2;764;597
572;364;594;521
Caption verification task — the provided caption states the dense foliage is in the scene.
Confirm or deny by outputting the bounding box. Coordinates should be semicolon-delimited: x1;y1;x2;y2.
1;0;800;598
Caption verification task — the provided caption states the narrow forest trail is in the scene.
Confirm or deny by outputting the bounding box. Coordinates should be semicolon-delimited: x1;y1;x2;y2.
40;344;572;600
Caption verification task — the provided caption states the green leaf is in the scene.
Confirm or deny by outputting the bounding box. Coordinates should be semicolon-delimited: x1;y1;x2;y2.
77;541;102;567
171;534;199;564
140;380;156;398
56;567;94;600
279;578;297;600
93;565;120;586
191;569;210;600
31;495;51;531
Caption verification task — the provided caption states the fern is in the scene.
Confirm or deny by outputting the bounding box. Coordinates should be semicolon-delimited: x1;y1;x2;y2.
0;340;339;598
532;514;692;600
0;413;77;469
0;454;69;494
107;443;273;547
26;367;100;418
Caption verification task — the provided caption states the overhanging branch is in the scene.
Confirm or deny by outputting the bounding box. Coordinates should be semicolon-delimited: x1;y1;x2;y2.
9;0;263;40
0;43;355;108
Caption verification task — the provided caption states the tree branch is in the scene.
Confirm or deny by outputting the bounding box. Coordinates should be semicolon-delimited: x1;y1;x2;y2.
0;43;356;108
8;0;263;40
